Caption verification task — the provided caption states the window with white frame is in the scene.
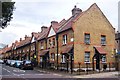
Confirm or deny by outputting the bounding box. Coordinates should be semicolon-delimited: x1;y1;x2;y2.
101;35;106;45
101;55;106;62
49;39;52;48
61;54;66;63
40;42;44;49
20;50;21;53
84;34;90;44
31;45;35;51
23;50;25;53
51;53;55;61
63;35;67;45
27;49;29;52
40;57;43;62
52;38;55;46
84;52;90;62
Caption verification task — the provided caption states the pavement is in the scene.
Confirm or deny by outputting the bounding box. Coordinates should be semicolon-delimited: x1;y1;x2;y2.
34;67;120;79
1;64;120;79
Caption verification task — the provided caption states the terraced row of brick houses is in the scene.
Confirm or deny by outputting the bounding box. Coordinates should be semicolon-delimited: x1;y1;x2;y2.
0;3;116;71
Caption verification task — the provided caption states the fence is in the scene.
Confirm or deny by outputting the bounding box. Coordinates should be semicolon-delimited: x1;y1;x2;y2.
38;62;116;75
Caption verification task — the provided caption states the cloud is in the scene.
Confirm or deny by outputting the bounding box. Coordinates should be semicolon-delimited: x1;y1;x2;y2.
0;32;17;45
1;0;118;45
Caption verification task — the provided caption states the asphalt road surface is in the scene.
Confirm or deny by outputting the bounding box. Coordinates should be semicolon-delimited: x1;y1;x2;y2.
0;64;72;80
0;64;119;80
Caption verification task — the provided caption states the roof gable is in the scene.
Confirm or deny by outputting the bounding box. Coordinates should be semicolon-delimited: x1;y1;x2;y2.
31;36;35;43
73;3;115;33
48;27;56;37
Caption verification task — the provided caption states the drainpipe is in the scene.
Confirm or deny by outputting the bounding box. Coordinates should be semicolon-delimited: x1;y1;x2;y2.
34;41;37;66
28;43;30;60
56;33;59;70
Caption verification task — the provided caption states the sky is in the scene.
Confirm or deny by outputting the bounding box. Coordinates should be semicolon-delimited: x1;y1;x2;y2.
0;0;119;45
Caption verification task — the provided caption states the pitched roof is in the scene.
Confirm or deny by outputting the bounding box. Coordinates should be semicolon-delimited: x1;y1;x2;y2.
32;32;40;40
16;37;31;48
37;27;50;40
57;13;80;33
57;3;114;33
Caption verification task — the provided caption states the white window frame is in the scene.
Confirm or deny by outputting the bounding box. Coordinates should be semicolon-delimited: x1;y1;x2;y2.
101;35;106;45
51;53;55;61
84;52;90;63
40;57;43;62
85;34;90;44
61;54;66;63
101;55;106;63
40;42;44;49
63;35;67;45
52;38;55;46
27;49;29;52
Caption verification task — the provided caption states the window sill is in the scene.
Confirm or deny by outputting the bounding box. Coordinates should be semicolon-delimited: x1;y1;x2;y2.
85;43;90;45
61;62;66;64
101;62;107;63
62;44;67;46
101;44;106;46
84;62;91;64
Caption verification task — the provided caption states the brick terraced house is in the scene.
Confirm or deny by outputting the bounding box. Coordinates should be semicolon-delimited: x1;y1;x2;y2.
1;3;116;72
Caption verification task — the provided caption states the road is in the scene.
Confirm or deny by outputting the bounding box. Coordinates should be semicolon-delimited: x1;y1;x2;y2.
0;64;119;80
0;64;72;80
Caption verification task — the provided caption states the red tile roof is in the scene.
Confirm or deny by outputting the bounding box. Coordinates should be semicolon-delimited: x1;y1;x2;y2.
39;50;49;56
37;27;50;40
57;3;103;33
94;46;107;54
57;15;79;33
16;36;31;48
61;44;73;54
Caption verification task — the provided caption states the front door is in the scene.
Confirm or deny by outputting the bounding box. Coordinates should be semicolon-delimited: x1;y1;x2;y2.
43;53;49;68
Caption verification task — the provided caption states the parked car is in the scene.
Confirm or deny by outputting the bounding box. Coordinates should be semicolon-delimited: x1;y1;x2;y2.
6;60;12;65
13;60;23;68
0;60;4;64
19;60;34;70
10;60;16;67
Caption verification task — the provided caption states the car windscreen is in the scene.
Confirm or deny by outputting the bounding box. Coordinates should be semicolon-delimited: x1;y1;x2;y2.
25;61;31;64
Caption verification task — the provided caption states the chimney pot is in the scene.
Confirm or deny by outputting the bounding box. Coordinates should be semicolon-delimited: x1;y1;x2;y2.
51;21;59;27
41;26;48;32
20;38;22;41
25;35;28;39
72;5;82;16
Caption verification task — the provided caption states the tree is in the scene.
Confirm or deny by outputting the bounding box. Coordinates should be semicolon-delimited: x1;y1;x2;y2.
0;0;15;29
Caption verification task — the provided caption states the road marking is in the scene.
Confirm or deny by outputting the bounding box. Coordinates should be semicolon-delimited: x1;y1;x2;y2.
13;69;25;73
3;68;7;71
3;68;11;73
35;74;44;75
53;73;62;76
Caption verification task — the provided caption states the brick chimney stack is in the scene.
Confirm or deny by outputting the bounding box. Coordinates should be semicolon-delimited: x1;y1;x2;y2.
20;38;22;41
41;26;48;32
25;35;28;40
72;5;82;16
51;21;58;26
